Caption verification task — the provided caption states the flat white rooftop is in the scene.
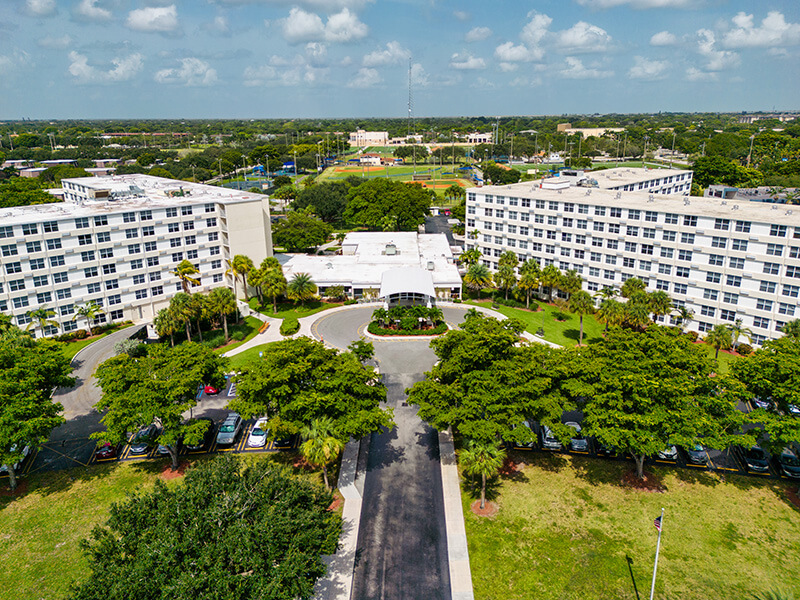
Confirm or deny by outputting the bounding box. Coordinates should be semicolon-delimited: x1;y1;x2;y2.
588;167;692;188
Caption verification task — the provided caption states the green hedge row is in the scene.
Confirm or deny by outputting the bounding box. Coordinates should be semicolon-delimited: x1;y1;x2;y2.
367;321;448;336
280;318;300;336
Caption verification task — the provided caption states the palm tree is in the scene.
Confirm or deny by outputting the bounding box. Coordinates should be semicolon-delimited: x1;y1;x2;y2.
781;319;800;338
539;264;562;303
286;273;318;304
226;254;255;300
187;293;207;341
300;417;345;490
594;286;618;302
463;263;493;298
154;307;180;347
673;306;695;332
568;290;594;346
73;302;104;337
620;277;646;298
169;292;195;342
261;265;288;313
624;292;652;330
173;259;200;294
496;251;519;300
460;439;506;510
597;298;625;335
648;290;673;322
26;307;58;337
207;287;237;342
705;324;733;359
728;318;753;349
517;259;541;309
459;247;482;268
560;269;583;298
372;307;388;326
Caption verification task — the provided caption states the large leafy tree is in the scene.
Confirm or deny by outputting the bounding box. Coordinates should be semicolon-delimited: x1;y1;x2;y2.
0;336;73;490
579;327;750;479
293;180;352;223
272;210;333;253
69;456;341;600
94;343;228;470
344;178;433;231
229;337;392;440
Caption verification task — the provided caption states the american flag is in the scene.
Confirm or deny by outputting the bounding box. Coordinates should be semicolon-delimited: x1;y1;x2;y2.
654;515;662;531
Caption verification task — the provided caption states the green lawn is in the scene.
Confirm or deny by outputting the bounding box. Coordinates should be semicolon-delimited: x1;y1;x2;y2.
227;342;279;370
58;324;136;361
467;299;605;347
250;299;342;322
464;452;800;600
210;316;264;355
0;453;333;600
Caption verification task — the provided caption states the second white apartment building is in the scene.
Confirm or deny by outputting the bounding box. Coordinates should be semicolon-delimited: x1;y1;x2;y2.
466;179;800;345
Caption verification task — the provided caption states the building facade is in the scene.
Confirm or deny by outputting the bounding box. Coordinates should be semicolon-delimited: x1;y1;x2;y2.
466;180;800;345
349;130;389;147
0;175;272;337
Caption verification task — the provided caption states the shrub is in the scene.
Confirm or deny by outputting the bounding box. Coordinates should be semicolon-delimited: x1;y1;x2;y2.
685;330;700;342
249;297;260;310
204;335;226;349
344;299;358;305
399;316;418;331
231;330;246;341
737;343;753;356
552;311;569;322
280;318;300;336
367;321;448;336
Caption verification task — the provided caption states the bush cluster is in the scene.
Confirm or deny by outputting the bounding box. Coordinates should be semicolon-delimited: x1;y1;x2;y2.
367;321;448;336
737;343;753;356
280;318;300;336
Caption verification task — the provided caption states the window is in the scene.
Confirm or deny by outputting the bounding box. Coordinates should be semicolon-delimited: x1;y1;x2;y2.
149;272;161;282
126;228;138;239
788;266;800;279
661;248;673;259
664;213;679;225
80;251;95;262
94;215;108;227
589;267;600;277
546;230;556;240
604;270;616;281
578;204;588;214
142;226;155;237
726;275;742;287
123;212;137;223
130;259;143;270
704;288;718;300
87;282;101;294
33;275;48;287
754;316;770;329
662;231;676;242
548;201;558;211
484;208;493;217
605;255;617;265
723;292;739;304
606;239;618;250
683;215;697;227
30;258;45;270
183;221;194;231
53;272;68;284
577;220;588;230
756;299;773;311
594;206;606;216
658;264;671;275
711;237;727;249
102;264;116;275
714;218;730;231
84;267;98;278
562;217;573;228
656;280;669;291
495;211;504;219
36;292;52;304
766;243;783;256
564;203;574;213
779;303;796;316
46;238;61;250
639;260;652;271
144;241;157;252
593;222;605;232
591;252;602;262
641;244;654;255
181;205;193;216
735;220;751;233
610;208;622;218
707;272;721;284
140;210;153;221
645;211;658;222
625;242;637;253
575;249;585;260
78;234;92;246
110;309;124;320
206;217;217;228
770;224;787;237
211;260;222;270
97;231;110;243
75;217;89;229
147;257;160;267
5;261;22;274
676;266;690;278
628;209;640;220
701;306;716;317
187;249;198;260
547;216;557;226
128;244;141;254
643;228;656;239
1;244;18;257
164;207;178;219
680;232;695;244
763;262;780;275
99;248;113;259
562;233;572;243
732;239;748;251
761;281;777;293
108;294;121;306
135;289;148;300
673;283;687;295
0;225;13;238
678;250;693;261
13;297;29;309
623;257;635;268
152;285;164;296
521;213;530;222
42;221;59;233
575;235;586;245
720;309;736;322
784;285;800;298
60;304;75;316
9;279;25;291
213;273;223;283
20;222;38;236
729;257;745;269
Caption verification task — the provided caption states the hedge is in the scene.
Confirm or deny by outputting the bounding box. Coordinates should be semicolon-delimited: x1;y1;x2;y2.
367;321;448;337
280;318;300;336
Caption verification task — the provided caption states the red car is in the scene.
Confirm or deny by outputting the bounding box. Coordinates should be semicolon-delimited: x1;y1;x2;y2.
204;385;220;395
94;442;118;460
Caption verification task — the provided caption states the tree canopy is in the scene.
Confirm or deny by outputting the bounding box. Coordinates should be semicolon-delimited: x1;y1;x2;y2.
69;455;341;600
343;178;432;231
272;210;333;252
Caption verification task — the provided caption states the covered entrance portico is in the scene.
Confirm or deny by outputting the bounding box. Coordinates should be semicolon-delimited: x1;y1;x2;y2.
379;268;437;308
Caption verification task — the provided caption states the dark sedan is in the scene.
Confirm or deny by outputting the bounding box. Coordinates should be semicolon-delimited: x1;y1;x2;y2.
129;424;161;455
684;444;708;465
744;446;771;473
184;418;216;452
778;448;800;479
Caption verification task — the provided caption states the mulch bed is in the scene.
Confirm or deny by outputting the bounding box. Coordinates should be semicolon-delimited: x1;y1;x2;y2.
292;456;316;472
328;490;343;512
620;469;666;492
161;461;191;480
0;480;28;497
470;500;499;517
499;457;524;476
786;485;800;509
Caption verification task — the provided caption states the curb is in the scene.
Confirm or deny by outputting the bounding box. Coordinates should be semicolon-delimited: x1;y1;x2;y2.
438;428;475;600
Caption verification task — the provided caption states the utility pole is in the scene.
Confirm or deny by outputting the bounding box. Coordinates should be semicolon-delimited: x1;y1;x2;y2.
670;132;676;169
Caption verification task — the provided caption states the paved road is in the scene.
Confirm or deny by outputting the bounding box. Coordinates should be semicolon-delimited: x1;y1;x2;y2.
425;215;456;246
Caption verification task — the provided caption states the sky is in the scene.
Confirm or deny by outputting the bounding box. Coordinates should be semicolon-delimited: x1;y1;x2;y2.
0;0;799;119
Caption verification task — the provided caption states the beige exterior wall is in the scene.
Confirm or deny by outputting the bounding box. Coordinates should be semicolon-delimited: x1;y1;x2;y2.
221;197;273;298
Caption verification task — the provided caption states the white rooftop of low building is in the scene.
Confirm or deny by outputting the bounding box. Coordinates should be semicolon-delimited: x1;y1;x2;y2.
588;166;693;188
476;180;800;226
0;174;264;226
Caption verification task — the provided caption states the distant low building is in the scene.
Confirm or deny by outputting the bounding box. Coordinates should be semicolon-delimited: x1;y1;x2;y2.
349;130;389;147
359;153;382;166
467;132;493;144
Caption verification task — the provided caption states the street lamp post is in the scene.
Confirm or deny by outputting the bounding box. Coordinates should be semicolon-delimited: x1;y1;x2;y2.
670;132;676;169
747;134;755;168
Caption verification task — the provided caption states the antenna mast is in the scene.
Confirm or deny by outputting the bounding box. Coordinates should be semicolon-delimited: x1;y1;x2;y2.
407;58;414;137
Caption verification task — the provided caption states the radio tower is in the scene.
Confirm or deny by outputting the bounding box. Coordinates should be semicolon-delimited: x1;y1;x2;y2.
407;58;414;137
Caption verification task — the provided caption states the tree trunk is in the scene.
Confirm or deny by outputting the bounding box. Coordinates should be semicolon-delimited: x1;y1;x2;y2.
715;346;720;359
196;319;203;342
526;291;530;309
505;286;509;300
322;464;329;490
480;473;486;509
242;275;249;301
7;466;17;491
167;445;180;471
634;453;646;480
185;321;192;342
169;333;174;347
273;294;278;314
222;312;229;342
579;315;584;346
604;322;609;335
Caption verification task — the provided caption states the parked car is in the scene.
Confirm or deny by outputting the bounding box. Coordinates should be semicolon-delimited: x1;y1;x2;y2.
510;420;536;449
657;445;678;461
156;438;180;456
752;396;773;410
565;422;588;452
744;446;771;473
777;448;800;479
594;439;617;457
204;384;220;395
216;413;242;446
272;433;297;449
684;444;708;465
788;404;800;417
247;419;270;448
94;442;119;460
541;425;562;451
184;418;215;452
0;444;31;473
129;424;161;455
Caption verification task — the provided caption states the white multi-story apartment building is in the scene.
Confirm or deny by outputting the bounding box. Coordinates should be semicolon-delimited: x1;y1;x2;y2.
349;130;389;147
466;180;800;345
0;175;272;337
545;167;693;196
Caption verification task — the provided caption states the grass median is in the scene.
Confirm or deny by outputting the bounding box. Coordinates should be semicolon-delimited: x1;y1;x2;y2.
463;452;800;600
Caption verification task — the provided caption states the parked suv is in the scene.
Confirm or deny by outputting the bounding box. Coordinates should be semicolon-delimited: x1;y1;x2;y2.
216;413;242;446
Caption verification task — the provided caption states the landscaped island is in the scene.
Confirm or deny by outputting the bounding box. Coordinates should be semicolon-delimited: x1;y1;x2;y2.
368;306;447;336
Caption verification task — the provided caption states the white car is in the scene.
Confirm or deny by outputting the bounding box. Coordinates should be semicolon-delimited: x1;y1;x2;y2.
0;444;31;473
247;419;270;448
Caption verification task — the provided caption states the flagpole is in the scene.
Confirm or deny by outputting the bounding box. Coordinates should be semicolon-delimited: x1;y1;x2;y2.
649;508;664;600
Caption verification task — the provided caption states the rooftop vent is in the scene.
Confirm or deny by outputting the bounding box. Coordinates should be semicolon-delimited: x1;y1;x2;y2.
427;261;435;271
684;199;690;206
615;192;622;199
385;243;397;256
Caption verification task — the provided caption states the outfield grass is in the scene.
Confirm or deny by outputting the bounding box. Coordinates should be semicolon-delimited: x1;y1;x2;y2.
0;453;333;600
463;452;800;600
467;299;605;347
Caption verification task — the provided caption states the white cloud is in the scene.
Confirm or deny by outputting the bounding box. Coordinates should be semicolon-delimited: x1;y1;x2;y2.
628;56;668;80
494;41;542;63
499;62;518;72
685;66;718;81
362;41;409;66
68;51;143;83
75;0;111;21
347;67;381;88
574;0;693;7
520;12;552;47
722;11;800;49
559;56;613;78
306;42;327;64
25;0;56;17
155;58;217;86
127;5;179;33
509;75;541;87
0;51;31;74
697;28;739;70
471;77;495;89
215;0;373;9
449;53;486;70
203;16;231;36
410;62;429;87
282;7;367;44
243;64;277;86
556;21;612;52
453;10;470;22
650;30;677;46
38;34;72;49
465;27;492;42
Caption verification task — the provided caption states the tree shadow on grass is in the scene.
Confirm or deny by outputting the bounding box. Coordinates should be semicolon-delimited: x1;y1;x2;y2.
525;451;570;473
461;472;504;504
563;328;581;342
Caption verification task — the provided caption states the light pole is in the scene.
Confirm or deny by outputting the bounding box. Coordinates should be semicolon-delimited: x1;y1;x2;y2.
649;508;665;600
622;131;628;162
747;134;755;168
218;158;223;181
670;132;676;169
293;151;297;178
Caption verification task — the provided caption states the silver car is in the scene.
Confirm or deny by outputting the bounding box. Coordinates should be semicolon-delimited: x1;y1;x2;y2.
566;422;588;452
541;425;562;450
216;413;242;446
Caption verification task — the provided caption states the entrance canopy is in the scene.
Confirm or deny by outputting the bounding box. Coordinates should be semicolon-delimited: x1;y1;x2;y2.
379;268;436;306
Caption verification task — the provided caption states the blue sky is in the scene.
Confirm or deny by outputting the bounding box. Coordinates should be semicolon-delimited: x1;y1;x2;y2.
1;0;798;119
